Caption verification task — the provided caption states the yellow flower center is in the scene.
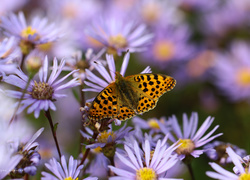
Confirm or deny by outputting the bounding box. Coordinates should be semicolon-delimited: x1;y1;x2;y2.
93;146;102;153
236;68;250;87
97;131;115;143
31;81;54;100
136;168;157;180
37;42;53;52
108;34;127;49
148;119;160;129
176;139;195;155
21;26;40;41
64;177;78;180
239;173;250;180
153;40;175;61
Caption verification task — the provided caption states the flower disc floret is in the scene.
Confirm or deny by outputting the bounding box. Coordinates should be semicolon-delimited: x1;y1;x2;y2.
136;168;157;180
176;139;195;155
31;81;54;100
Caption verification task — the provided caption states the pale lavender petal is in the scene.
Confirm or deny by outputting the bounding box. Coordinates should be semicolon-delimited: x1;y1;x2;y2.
226;147;245;174
106;54;116;81
120;52;130;77
85;69;109;87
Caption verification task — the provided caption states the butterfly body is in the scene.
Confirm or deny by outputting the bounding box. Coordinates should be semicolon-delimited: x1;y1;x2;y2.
88;72;176;121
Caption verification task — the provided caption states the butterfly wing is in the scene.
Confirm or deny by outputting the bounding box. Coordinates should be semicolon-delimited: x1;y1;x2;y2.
115;105;136;121
88;83;119;121
126;74;176;113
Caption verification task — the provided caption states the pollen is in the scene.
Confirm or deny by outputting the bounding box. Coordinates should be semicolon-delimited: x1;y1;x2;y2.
109;34;127;49
21;26;40;41
97;131;116;143
239;173;250;180
64;177;78;180
153;40;175;61
236;68;250;87
148;119;160;129
31;81;54;100
175;138;195;155
136;167;157;180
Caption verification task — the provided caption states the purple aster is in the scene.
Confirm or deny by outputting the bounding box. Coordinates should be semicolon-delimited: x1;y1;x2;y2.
85;13;153;55
109;135;182;179
140;23;196;69
162;112;223;160
212;41;250;102
83;52;151;94
42;155;88;180
206;147;250;179
81;123;132;149
0;11;61;54
204;141;247;165
64;48;106;82
2;56;80;118
11;128;44;177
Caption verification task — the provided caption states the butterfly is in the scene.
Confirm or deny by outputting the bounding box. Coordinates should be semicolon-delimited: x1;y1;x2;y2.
88;72;176;121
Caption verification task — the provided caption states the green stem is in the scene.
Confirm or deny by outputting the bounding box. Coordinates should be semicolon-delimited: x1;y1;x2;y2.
187;163;195;180
45;110;62;158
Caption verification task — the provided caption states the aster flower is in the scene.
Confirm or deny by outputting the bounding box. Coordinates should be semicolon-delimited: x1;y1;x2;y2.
2;56;80;118
11;128;44;177
109;135;182;180
162;112;223;160
83;52;151;94
212;41;250;102
206;147;250;179
0;117;43;178
42;155;86;180
204;141;247;165
81;123;132;156
85;13;153;55
64;48;106;82
140;23;196;68
0;11;61;54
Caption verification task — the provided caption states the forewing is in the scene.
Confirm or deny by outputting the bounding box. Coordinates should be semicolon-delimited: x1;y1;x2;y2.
126;74;176;100
88;83;118;121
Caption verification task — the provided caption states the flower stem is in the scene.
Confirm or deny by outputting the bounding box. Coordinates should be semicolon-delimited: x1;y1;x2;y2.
45;110;62;158
187;163;195;180
78;130;99;167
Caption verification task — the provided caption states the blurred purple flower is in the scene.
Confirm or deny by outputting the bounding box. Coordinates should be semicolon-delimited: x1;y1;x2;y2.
1;12;61;45
202;0;249;38
213;42;250;102
140;24;196;68
2;56;80;118
85;13;153;55
64;48;106;82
